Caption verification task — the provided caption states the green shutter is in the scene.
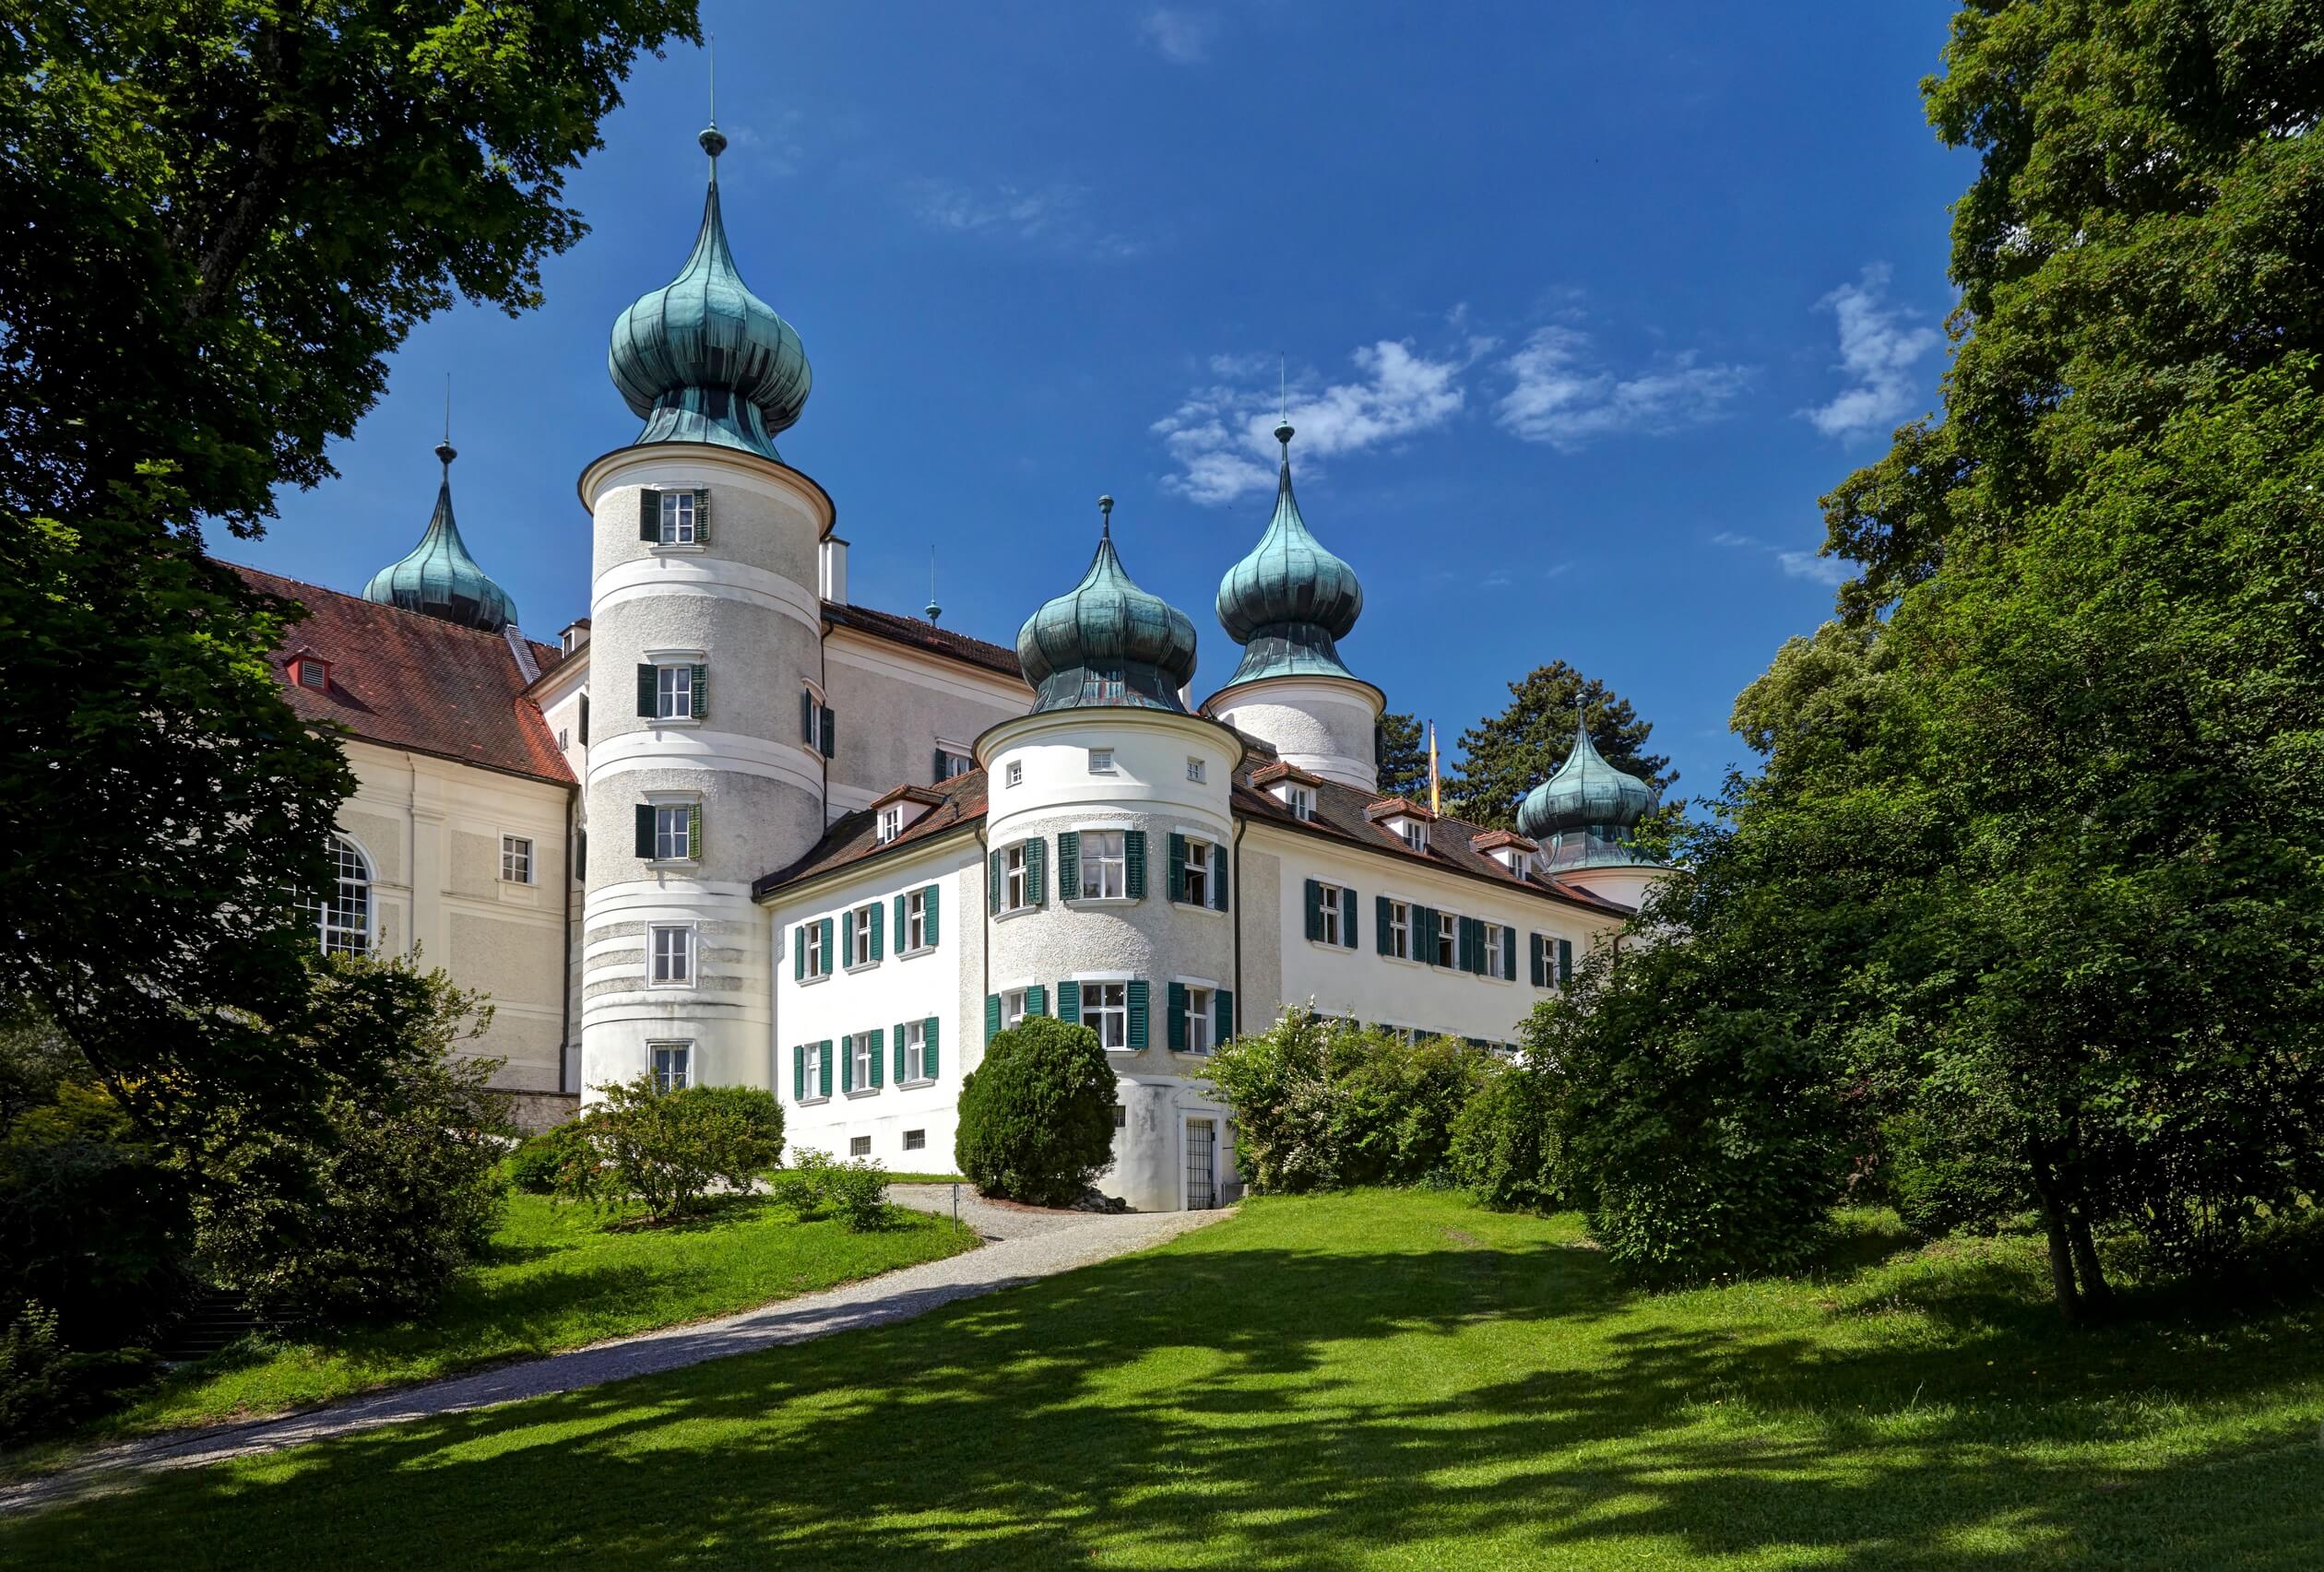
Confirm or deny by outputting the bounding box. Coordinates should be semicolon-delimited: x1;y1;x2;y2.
820;707;836;758
636;664;657;717
693;487;710;545
932;747;948;783
924;884;940;944
1415;906;1437;963
1026;837;1047;906
988;850;1002;914
1057;980;1080;1025
819;918;833;975
793;1043;805;1101
687;804;702;860
1056;832;1079;901
638;488;660;541
871;1027;884;1087
1376;896;1393;955
1127;979;1148;1048
1501;927;1517;981
896;1022;910;1083
1304;879;1322;941
1559;939;1574;987
1215;989;1235;1044
1215;845;1230;912
1342;887;1358;948
802;689;817;744
793;924;806;981
924;1016;940;1078
1167;981;1187;1050
691;664;707;721
895;892;907;950
819;1041;833;1097
842;907;854;963
1026;983;1048;1018
841;1034;854;1093
870;900;883;962
1124;830;1146;899
634;804;655;858
1530;932;1546;987
1168;833;1187;902
985;993;1002;1043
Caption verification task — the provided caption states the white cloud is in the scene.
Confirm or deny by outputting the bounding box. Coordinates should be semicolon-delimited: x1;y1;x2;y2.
1714;530;1851;587
1802;263;1942;439
1153;340;1471;505
1140;8;1218;64
907;180;1142;258
1496;326;1750;450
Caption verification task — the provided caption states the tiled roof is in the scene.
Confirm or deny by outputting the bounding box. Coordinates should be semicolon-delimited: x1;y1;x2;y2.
228;562;575;786
753;769;989;897
822;601;1024;681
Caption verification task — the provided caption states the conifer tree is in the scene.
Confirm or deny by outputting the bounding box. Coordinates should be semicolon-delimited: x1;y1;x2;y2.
1441;664;1671;831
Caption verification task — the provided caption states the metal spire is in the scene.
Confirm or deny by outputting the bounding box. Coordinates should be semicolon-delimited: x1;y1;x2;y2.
698;33;727;162
436;372;456;468
1098;493;1114;542
1275;353;1294;450
925;546;942;622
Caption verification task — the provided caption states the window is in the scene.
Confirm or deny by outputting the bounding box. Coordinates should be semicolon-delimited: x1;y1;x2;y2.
500;834;534;884
905;887;931;951
1186;986;1214;1055
801;686;834;758
655;664;695;720
658;489;697;544
936;748;971;780
299;834;372;956
1316;884;1345;947
1186;757;1206;784
1387;900;1412;961
1004;760;1023;788
903;1129;927;1152
557;727;570;751
848;903;878;967
1400;820;1428;853
1182;840;1211;907
1003;843;1029;912
649;1042;692;1092
650;925;693;986
1002;987;1028;1028
1484;923;1507;979
850;1135;872;1157
294;658;328;691
1436;911;1458;969
902;1019;930;1081
1086;981;1130;1050
1088;747;1115;774
1079;829;1126;900
849;1033;876;1090
562;626;584;656
804;922;827;978
877;806;903;844
1112;1104;1128;1129
653;804;694;861
1286;786;1314;821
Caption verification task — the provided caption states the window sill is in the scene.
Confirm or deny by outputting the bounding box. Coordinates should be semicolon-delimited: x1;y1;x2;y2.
1306;937;1356;953
844;1086;883;1100
844;960;882;975
500;878;536;889
1068;895;1139;908
1171;901;1227;916
648;543;706;555
896;944;936;960
650;716;703;730
797;1095;830;1106
1381;952;1421;968
993;905;1041;923
797;972;831;987
646;981;696;991
645;858;700;871
898;1076;938;1090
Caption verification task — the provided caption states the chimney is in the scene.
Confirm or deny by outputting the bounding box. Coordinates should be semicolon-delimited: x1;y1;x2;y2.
820;537;849;605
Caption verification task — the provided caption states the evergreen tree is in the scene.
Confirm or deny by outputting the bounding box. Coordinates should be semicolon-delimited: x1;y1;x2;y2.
1373;712;1429;801
1441;664;1671;832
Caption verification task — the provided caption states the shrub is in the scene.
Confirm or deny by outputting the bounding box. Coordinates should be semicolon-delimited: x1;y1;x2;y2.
0;1302;162;1447
954;1017;1118;1206
559;1078;783;1222
1879;1109;2029;1237
191;952;511;1323
1449;1055;1563;1212
504;1121;590;1197
772;1147;893;1231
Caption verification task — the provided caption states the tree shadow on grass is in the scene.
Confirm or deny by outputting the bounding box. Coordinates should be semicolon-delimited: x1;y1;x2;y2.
7;1197;2321;1572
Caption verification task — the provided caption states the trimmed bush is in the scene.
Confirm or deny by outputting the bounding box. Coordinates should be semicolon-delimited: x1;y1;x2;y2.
954;1017;1118;1206
504;1121;590;1197
558;1078;784;1222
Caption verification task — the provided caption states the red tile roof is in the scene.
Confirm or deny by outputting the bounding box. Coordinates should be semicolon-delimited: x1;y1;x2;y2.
753;768;989;897
227;561;575;786
823;601;1024;682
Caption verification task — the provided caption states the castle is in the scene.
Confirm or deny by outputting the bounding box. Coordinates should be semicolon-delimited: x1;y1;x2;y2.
251;123;1665;1211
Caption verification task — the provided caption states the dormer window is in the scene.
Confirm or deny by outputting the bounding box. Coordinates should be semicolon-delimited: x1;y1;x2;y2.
1397;820;1427;853
878;806;904;844
1501;847;1527;874
1284;786;1314;821
287;654;331;691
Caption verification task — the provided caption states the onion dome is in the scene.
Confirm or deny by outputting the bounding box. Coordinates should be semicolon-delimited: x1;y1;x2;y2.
1215;420;1365;686
1519;712;1657;869
607;124;812;460
1016;496;1199;714
362;439;517;633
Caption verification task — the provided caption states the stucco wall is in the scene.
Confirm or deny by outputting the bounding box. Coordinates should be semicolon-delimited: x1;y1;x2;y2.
1208;675;1382;791
822;628;1027;810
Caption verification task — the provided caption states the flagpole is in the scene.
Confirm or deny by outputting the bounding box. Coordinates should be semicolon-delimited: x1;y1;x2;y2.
1428;721;1440;815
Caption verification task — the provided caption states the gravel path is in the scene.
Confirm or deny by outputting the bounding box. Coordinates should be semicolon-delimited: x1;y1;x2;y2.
0;1187;1229;1517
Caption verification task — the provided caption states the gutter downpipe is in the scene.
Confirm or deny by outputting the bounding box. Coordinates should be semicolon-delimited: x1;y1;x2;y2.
559;785;577;1096
1230;816;1247;1039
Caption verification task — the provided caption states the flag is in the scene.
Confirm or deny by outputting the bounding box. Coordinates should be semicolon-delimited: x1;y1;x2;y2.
1428;720;1440;815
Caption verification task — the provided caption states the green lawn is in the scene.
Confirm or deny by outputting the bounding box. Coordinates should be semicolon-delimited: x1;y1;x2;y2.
103;1192;978;1435
8;1189;2321;1569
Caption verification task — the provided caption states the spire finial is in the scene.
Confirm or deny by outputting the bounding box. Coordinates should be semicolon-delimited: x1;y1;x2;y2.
1274;353;1294;449
925;546;942;622
697;33;728;161
1098;493;1114;542
434;372;456;468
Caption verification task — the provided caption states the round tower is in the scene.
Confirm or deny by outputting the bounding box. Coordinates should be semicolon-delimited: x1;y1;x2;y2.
1517;710;1667;907
1202;420;1384;789
978;499;1245;1211
578;123;830;1098
362;438;518;632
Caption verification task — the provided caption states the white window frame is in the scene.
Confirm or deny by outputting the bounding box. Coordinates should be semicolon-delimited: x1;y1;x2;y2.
1085;980;1131;1051
649;923;694;987
1088;747;1116;774
1186;985;1214;1056
1484;923;1507;980
903;1019;930;1083
1002;987;1028;1028
1004;760;1024;788
658;489;697;545
1399;820;1428;852
903;1128;928;1152
654;663;696;722
848;1032;876;1093
302;833;374;956
877;806;903;844
649;1040;693;1092
500;833;534;885
1436;911;1458;969
848;902;878;968
1186;756;1205;783
905;887;931;951
1181;839;1211;908
804;921;828;979
849;1134;872;1157
1284;785;1314;821
1079;828;1127;901
1003;843;1029;912
936;745;972;780
1386;899;1412;962
652;801;695;862
1316;884;1344;947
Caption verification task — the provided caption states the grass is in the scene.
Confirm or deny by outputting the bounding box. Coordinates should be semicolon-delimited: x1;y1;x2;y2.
97;1191;978;1436
880;1172;971;1186
6;1189;2321;1569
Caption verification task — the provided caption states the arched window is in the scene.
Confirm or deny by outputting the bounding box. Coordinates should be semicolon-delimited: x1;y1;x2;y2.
299;834;373;955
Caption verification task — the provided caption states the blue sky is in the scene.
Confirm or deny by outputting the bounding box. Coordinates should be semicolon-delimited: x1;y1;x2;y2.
238;1;1971;799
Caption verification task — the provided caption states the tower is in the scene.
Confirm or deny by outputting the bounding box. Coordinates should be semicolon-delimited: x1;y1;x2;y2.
1517;713;1666;907
362;436;518;632
1203;420;1384;789
577;118;830;1096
